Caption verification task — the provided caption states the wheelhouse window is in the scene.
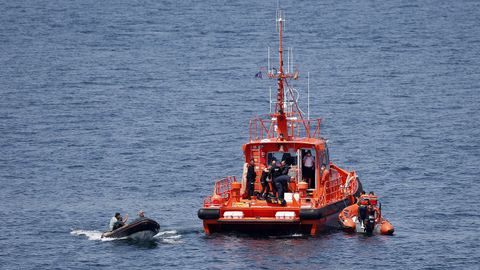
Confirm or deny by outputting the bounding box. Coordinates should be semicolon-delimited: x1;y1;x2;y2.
267;151;297;166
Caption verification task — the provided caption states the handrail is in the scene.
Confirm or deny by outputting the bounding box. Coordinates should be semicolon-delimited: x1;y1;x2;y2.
249;117;321;141
214;176;236;199
321;169;343;205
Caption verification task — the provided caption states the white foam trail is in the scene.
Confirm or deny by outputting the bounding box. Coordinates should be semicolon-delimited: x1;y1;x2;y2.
154;230;183;244
164;234;182;239
161;238;183;244
72;229;183;243
70;229;118;241
154;230;177;237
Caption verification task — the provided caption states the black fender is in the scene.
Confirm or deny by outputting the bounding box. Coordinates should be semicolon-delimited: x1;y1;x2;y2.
354;178;363;198
299;209;322;219
300;199;352;220
198;208;220;220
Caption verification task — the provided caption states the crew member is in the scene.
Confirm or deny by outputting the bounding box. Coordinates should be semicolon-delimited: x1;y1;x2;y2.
273;175;293;205
368;191;377;206
357;191;369;228
246;158;256;197
280;160;290;175
259;166;272;198
303;151;315;188
270;160;283;197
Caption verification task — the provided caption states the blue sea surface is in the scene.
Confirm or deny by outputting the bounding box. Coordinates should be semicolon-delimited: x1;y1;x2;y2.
1;0;479;269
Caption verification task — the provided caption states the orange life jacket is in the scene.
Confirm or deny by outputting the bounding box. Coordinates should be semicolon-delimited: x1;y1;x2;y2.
369;195;378;206
359;194;370;205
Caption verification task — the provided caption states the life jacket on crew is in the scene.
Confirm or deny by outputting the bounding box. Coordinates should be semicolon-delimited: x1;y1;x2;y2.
368;195;378;206
359;194;370;206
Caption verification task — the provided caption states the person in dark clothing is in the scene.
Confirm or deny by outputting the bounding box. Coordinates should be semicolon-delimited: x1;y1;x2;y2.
271;161;283;179
357;190;369;228
273;175;292;205
270;160;283;196
246;158;256;197
112;214;128;230
280;160;290;175
259;166;271;198
281;153;294;166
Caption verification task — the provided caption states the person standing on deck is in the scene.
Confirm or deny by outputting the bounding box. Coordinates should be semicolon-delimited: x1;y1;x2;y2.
280;160;290;175
303;151;315;188
270;160;282;197
246;158;256;197
259;166;272;198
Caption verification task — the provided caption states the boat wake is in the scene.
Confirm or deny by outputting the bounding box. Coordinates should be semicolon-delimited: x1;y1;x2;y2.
70;229;119;241
154;230;183;244
71;229;183;244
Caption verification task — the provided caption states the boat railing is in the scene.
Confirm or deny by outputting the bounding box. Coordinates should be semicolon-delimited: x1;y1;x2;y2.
214;175;236;199
203;176;236;207
321;169;344;205
248;117;321;141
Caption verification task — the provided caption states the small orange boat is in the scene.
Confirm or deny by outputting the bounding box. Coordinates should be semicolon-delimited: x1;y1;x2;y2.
338;195;394;235
198;8;363;236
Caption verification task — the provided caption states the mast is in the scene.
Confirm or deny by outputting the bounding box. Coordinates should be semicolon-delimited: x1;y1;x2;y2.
274;8;288;139
265;6;311;140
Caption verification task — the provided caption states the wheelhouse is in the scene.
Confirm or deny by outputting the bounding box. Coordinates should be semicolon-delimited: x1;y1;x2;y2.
243;139;329;193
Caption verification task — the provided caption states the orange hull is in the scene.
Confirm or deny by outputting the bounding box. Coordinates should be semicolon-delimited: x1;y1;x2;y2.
199;170;362;236
200;197;355;236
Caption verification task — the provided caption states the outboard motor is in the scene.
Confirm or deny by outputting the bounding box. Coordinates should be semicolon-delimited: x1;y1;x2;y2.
364;212;376;234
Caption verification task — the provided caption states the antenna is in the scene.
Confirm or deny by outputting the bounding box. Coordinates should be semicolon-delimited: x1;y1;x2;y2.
289;47;294;72
269;86;272;113
289;47;294;74
268;47;271;74
276;9;285;33
287;47;290;74
307;72;310;120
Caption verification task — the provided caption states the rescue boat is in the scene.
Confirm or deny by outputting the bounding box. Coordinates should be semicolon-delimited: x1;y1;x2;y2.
338;196;394;235
198;7;363;236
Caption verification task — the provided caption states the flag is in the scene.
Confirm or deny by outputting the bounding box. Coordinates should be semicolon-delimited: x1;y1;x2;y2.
293;71;299;80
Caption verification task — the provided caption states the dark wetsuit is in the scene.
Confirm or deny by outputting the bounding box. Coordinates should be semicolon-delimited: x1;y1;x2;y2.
270;165;283;196
273;175;291;201
260;169;271;196
358;196;369;225
246;164;256;197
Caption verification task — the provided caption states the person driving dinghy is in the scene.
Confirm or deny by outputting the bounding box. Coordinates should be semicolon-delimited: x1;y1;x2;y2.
109;212;128;231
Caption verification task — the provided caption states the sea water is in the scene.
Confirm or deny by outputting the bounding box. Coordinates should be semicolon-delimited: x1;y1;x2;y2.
1;0;479;269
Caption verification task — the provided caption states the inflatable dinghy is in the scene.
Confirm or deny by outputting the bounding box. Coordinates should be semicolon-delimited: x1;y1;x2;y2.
102;218;160;241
